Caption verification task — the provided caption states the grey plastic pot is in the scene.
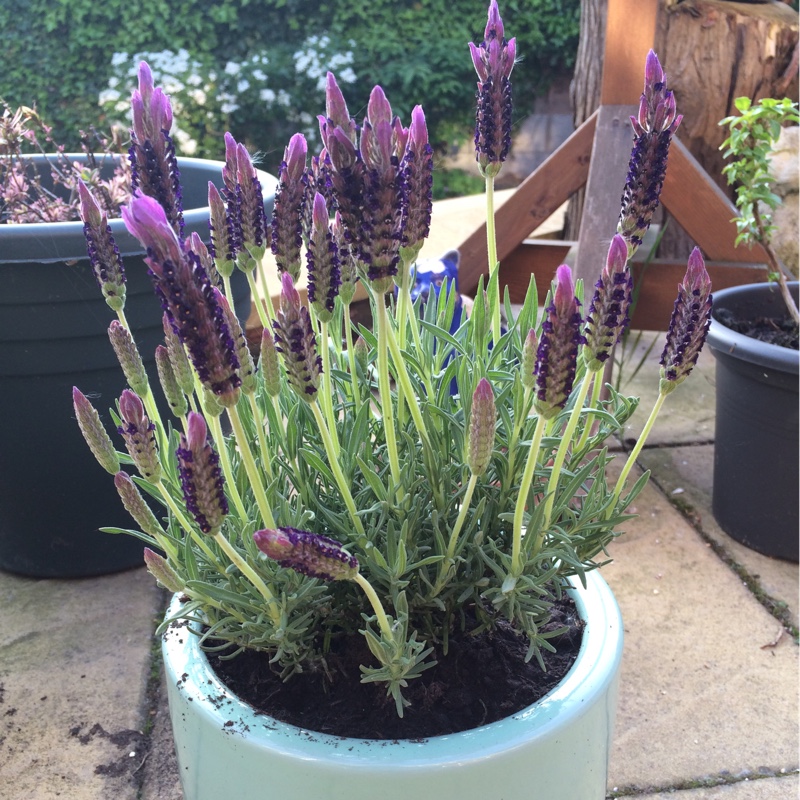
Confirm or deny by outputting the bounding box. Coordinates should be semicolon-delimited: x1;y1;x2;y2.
162;571;623;800
706;281;799;561
0;155;277;577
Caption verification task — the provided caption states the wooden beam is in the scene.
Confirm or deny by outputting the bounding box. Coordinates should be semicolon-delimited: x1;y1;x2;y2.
661;136;769;263
574;104;636;288
457;110;597;296
600;0;658;105
498;239;576;302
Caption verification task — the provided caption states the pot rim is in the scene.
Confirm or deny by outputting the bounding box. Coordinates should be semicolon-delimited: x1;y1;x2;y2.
0;154;278;264
707;281;799;374
162;569;623;767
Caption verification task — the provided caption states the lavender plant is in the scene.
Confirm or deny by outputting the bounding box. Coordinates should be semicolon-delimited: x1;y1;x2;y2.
75;3;711;719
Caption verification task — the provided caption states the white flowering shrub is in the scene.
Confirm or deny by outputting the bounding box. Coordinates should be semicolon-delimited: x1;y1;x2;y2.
101;38;357;164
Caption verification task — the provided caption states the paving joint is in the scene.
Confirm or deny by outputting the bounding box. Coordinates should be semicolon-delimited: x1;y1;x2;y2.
608;768;800;798
645;469;799;640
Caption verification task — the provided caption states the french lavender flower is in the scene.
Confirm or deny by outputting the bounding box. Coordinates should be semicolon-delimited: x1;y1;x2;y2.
155;345;188;418
467;378;496;476
123;194;241;407
617;50;682;257
129;61;183;237
259;328;281;397
187;231;220;288
358;85;406;293
253;527;358;582
583;234;633;371
78;182;126;311
176;411;229;534
271;133;308;282
659;248;712;394
215;288;256;394
318;74;366;270
114;471;166;539
469;0;516;178
332;210;358;306
307;192;341;322
272;272;322;401
399;105;434;261
108;320;149;397
534;265;584;419
162;313;195;397
72;387;120;475
118;389;162;483
208;182;236;278
229;135;269;273
143;547;183;593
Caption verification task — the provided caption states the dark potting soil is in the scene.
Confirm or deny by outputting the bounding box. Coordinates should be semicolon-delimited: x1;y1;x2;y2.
715;308;799;350
207;599;583;740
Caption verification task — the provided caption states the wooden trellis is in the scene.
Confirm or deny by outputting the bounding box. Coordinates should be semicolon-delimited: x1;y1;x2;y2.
455;0;771;330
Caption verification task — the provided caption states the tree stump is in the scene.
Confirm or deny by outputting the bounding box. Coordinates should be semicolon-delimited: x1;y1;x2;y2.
566;0;799;248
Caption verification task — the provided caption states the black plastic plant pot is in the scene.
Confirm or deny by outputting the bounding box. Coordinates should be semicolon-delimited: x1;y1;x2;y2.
0;155;277;578
706;282;799;562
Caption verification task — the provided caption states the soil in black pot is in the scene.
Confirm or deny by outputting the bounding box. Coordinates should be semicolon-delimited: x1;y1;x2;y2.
715;307;799;349
206;599;583;740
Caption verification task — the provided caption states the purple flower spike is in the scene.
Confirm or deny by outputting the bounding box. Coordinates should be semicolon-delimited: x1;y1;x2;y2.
234;142;269;272
617;50;682;258
659;248;712;394
307;192;341;323
79;181;128;311
400;106;434;258
360;86;404;293
129;62;183;237
470;0;516;178
118;389;162;482
124;194;241;406
176;411;228;534
253;527;358;582
271;133;308;282
273;272;322;402
332;211;359;306
534;265;584;420
208;182;236;278
323;73;358;145
214;287;256;394
583;234;633;371
467;378;496;476
73;387;120;475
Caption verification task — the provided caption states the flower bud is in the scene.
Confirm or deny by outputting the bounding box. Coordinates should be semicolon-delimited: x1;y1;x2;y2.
259;328;281;397
143;547;183;593
108;320;149;397
73;387;120;475
521;329;538;390
155;345;188;418
118;389;162;482
114;471;166;538
467;378;496;476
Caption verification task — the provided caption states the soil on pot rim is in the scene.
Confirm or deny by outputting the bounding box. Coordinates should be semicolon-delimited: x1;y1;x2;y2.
715;308;799;349
206;598;583;740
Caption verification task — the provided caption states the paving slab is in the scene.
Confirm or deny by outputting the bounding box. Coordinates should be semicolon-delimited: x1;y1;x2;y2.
636;444;799;630
604;467;799;792
0;567;161;800
620;773;798;799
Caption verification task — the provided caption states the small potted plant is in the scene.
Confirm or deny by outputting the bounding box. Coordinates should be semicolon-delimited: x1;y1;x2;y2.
708;97;799;561
74;5;711;798
0;85;270;577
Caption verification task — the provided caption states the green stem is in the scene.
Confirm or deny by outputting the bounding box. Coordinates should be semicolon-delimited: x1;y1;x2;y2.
310;401;365;537
227;404;276;528
245;269;272;330
319;320;340;454
445;473;478;564
611;391;666;512
212;531;281;627
222;274;234;306
353;572;393;639
542;371;594;529
511;415;548;574
343;306;361;408
500;387;532;507
576;370;603;452
247;392;273;482
485;176;501;345
375;296;404;501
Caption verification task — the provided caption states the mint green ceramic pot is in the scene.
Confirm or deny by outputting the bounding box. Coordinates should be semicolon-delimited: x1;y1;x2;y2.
162;570;623;800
